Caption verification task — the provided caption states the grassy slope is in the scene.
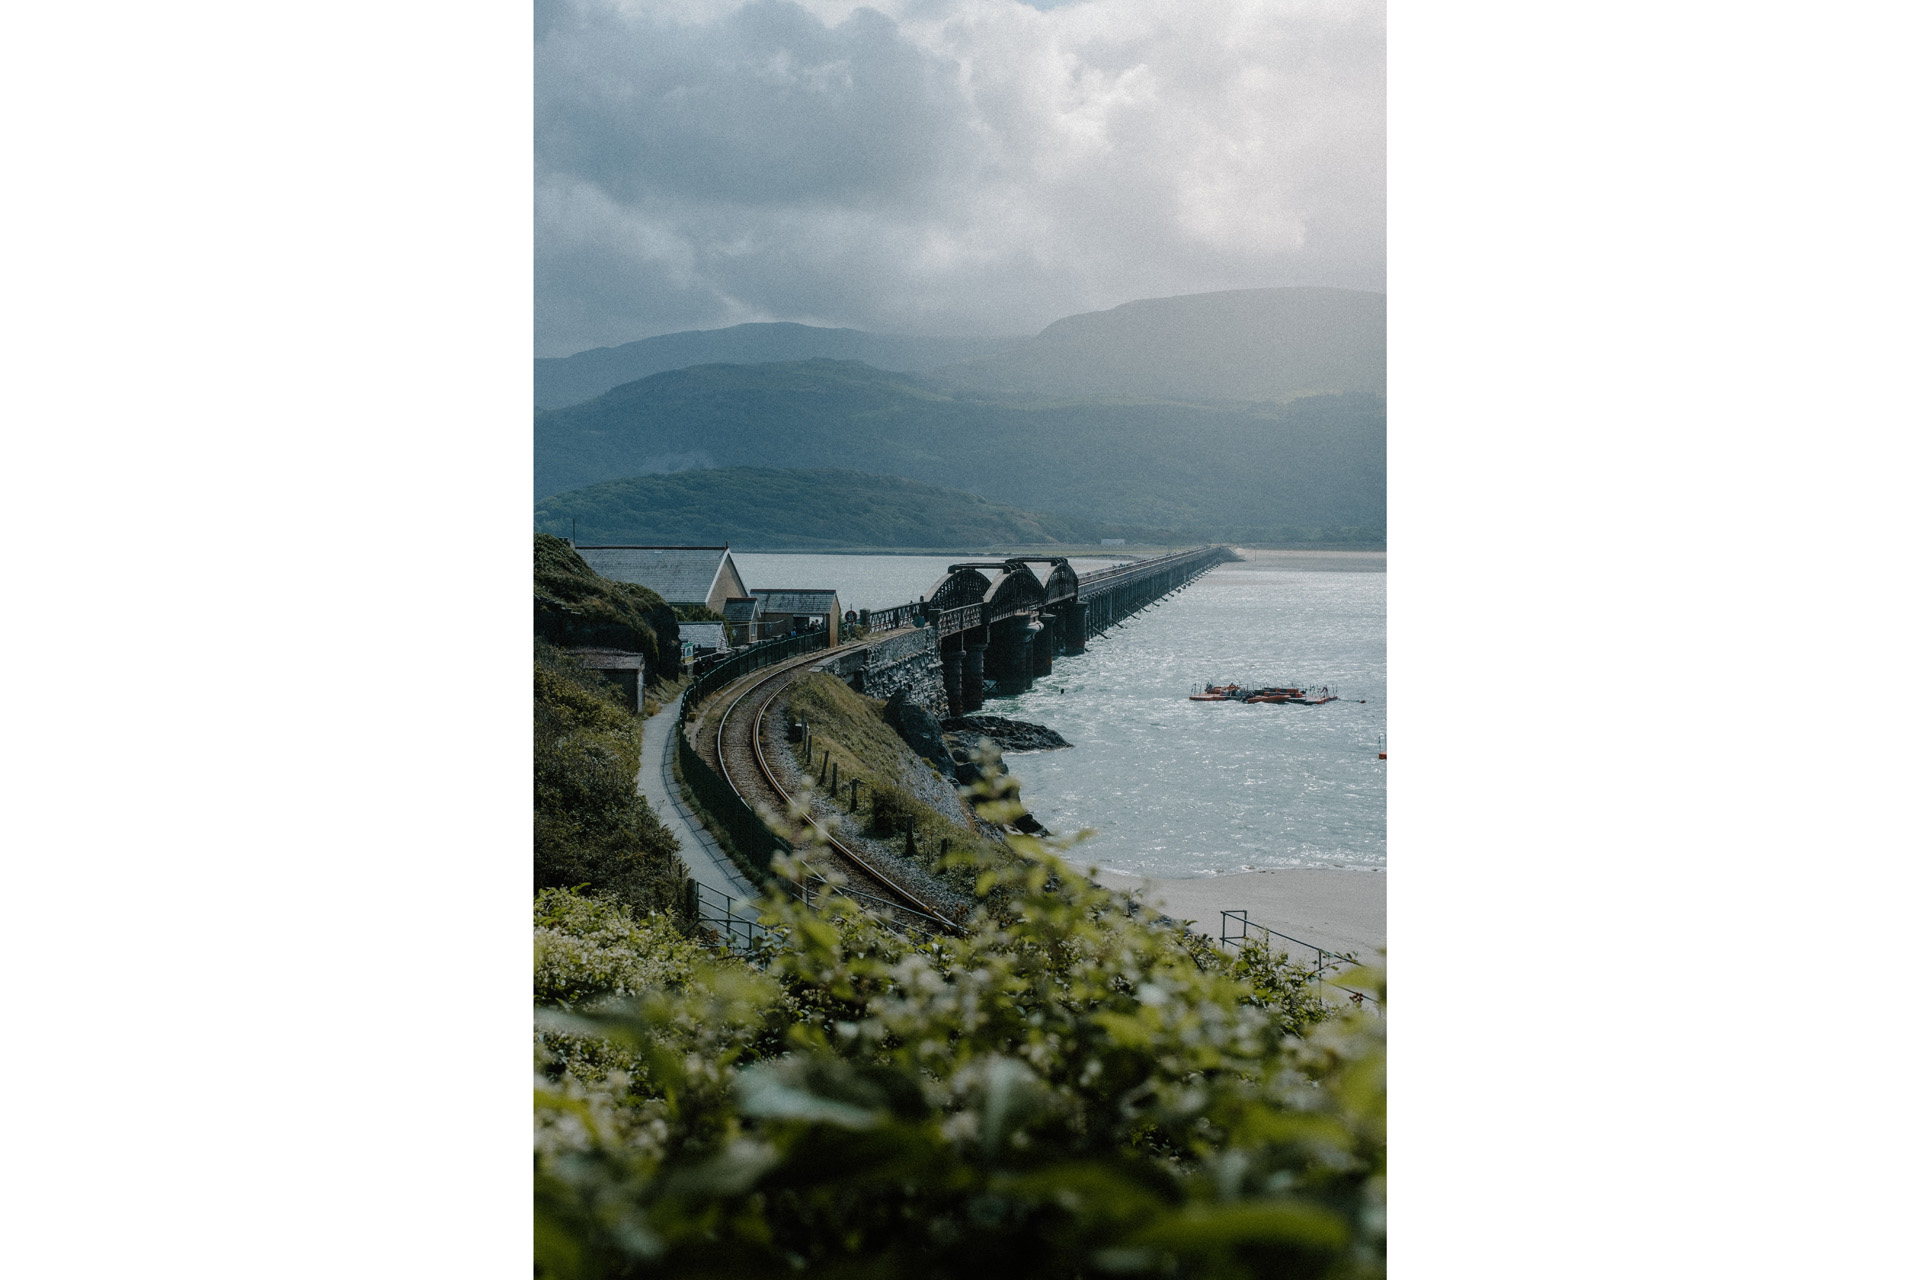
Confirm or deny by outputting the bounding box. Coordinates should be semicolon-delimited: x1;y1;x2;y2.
533;359;1384;540
785;674;1001;891
535;467;1120;549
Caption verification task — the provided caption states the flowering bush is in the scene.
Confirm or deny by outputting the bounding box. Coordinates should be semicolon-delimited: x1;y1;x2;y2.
535;756;1383;1278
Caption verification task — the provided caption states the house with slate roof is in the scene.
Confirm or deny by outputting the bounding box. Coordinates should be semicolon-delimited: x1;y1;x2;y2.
751;588;842;647
572;545;748;614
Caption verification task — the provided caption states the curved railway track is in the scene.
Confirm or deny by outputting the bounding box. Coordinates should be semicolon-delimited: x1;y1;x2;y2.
708;652;963;935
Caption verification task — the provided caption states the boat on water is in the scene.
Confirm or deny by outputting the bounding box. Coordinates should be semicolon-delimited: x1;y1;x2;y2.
1243;685;1309;704
1188;682;1342;705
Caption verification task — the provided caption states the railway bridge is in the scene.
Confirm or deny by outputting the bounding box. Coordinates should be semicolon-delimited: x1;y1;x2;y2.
859;545;1232;713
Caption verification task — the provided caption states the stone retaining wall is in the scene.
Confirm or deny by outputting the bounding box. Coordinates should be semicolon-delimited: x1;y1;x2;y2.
816;626;949;718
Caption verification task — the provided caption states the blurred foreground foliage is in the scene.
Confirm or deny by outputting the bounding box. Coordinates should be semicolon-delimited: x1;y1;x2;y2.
535;758;1383;1279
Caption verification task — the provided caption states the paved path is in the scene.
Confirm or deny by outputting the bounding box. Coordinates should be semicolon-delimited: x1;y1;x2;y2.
638;693;758;908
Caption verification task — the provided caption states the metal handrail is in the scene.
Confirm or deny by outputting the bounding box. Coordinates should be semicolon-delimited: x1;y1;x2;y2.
689;880;777;952
1219;909;1379;1009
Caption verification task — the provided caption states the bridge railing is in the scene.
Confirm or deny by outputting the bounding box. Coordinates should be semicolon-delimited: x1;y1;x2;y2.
1077;546;1228;597
861;602;924;632
935;602;982;637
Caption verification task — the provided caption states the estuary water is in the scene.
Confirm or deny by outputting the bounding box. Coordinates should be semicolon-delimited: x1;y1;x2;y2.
732;550;1386;879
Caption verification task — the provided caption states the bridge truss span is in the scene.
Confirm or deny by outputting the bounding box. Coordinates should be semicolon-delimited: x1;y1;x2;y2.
851;545;1233;715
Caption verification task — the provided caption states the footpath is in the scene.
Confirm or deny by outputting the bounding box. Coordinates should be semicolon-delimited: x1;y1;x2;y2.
638;692;758;905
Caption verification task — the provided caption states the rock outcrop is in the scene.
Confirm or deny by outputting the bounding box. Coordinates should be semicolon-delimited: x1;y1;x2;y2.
941;715;1073;756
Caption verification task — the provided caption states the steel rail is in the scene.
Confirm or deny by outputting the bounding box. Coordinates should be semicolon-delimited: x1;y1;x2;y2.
711;651;964;934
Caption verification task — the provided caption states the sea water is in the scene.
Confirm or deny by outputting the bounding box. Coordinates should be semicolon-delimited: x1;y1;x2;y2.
731;551;1386;877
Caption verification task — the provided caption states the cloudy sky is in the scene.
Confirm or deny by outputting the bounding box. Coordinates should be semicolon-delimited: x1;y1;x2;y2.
535;0;1384;357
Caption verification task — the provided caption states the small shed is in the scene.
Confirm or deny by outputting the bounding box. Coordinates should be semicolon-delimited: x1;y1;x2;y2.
567;648;647;711
677;621;730;660
721;596;765;647
751;588;842;647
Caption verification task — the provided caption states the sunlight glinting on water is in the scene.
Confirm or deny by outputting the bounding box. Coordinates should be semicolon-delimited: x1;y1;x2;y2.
732;554;1386;879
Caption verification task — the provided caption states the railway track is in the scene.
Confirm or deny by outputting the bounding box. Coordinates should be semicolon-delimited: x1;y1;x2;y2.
705;650;964;936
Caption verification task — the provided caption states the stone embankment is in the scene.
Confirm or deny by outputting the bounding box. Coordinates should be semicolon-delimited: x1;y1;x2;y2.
813;626;948;715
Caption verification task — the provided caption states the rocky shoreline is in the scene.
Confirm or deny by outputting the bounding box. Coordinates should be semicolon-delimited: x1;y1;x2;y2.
941;715;1073;756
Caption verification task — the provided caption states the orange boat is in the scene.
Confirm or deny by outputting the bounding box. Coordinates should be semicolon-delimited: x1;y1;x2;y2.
1188;682;1243;701
1190;682;1343;705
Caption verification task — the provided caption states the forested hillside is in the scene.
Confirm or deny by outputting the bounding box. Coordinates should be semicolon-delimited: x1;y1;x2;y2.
537;322;1020;409
534;360;1384;544
535;467;1129;549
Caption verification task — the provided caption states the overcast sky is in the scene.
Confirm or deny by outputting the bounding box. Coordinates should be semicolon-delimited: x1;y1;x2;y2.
535;0;1384;357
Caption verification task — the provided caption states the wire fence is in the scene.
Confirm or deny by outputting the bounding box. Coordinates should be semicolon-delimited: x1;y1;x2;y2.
672;630;832;884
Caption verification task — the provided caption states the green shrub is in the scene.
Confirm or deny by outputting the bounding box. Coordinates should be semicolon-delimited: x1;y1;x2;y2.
534;758;1380;1279
867;782;914;837
534;642;688;919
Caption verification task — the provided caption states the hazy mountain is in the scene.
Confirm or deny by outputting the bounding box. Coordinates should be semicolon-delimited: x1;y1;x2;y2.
934;287;1384;403
536;322;1022;409
535;467;1133;550
534;360;1383;543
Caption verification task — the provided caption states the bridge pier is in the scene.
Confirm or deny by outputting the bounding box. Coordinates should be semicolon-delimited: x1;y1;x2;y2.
940;642;965;718
986;616;1036;696
1032;614;1055;678
962;637;987;711
1058;601;1087;654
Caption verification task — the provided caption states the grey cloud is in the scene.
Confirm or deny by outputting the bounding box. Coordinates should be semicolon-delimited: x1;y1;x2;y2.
536;0;1384;356
539;1;968;210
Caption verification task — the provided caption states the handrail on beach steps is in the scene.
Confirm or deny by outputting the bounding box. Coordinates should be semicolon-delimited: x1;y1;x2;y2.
1219;909;1379;1011
689;881;777;952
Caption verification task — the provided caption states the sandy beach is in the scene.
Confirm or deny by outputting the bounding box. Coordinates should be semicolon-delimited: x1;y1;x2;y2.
1076;864;1385;965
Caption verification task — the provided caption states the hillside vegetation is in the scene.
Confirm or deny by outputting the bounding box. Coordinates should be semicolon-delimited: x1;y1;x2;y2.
935;286;1385;403
534;532;682;680
536;759;1382;1278
535;467;1126;549
533;641;688;917
537;321;1020;409
534;360;1384;543
784;672;1001;890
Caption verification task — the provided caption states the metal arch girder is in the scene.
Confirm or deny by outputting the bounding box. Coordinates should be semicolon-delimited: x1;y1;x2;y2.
981;562;1047;622
925;566;993;613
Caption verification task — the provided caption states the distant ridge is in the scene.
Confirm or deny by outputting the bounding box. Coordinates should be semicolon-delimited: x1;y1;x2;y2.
935;287;1384;403
536;322;1021;409
534;359;1384;542
534;467;1124;550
